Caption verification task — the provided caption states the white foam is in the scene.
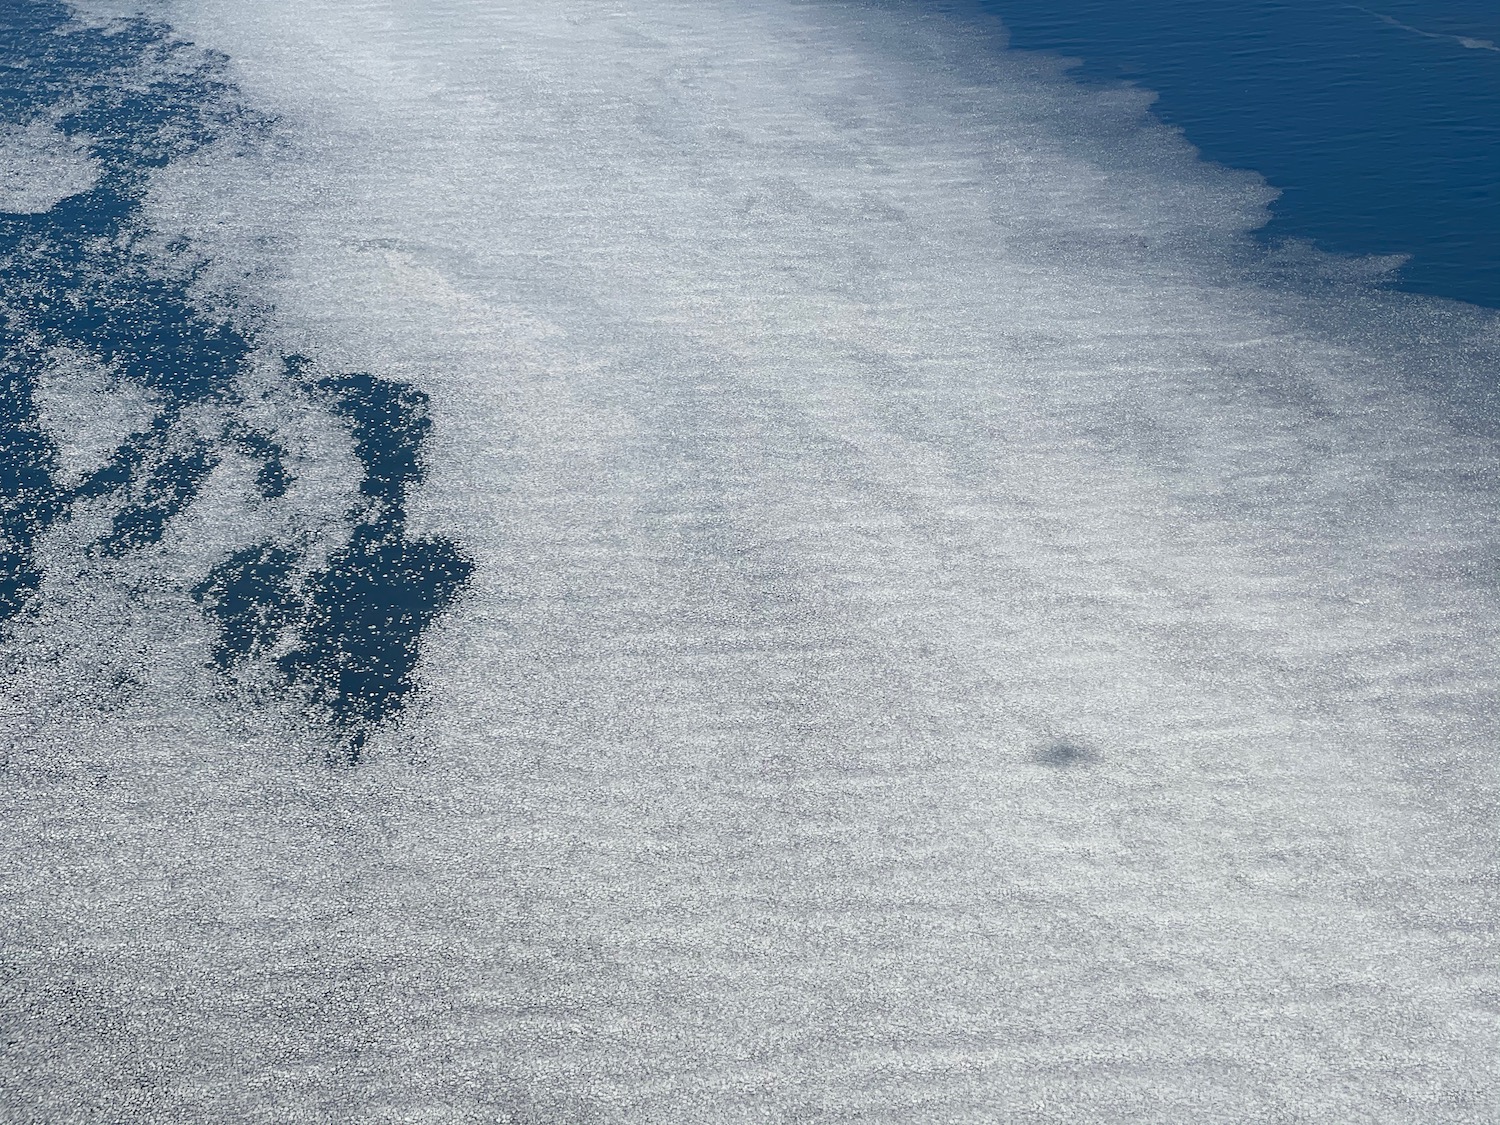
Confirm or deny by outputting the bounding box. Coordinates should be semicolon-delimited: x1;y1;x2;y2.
9;0;1499;1120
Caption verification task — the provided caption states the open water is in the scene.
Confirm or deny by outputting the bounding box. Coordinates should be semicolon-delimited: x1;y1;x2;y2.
980;0;1500;306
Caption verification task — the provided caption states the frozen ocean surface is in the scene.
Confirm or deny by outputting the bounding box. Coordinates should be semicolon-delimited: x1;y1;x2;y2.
2;0;1498;1121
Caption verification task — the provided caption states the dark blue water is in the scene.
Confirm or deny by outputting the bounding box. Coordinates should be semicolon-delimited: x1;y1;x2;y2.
0;2;472;759
974;0;1500;308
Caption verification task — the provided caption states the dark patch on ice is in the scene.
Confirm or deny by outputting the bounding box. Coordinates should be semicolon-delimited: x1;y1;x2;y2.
194;367;473;759
316;371;431;511
98;434;220;556
0;3;472;756
191;542;303;666
276;523;472;759
224;421;291;500
1035;739;1096;768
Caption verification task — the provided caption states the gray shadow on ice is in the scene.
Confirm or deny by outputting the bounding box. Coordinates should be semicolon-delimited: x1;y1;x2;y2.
1033;739;1098;769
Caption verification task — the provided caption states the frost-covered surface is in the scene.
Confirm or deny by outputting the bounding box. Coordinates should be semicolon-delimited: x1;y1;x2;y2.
2;0;1498;1121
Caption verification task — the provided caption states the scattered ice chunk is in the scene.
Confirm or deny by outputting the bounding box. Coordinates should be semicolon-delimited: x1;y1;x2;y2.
0;119;97;213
